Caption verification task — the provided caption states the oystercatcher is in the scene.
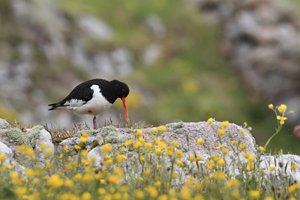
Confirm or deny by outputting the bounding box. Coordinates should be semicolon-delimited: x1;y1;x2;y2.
48;79;129;129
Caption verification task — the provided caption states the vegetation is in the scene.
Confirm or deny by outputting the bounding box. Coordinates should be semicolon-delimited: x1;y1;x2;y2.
0;104;298;200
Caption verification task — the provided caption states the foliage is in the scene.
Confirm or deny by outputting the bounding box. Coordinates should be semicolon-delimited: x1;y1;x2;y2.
0;106;299;199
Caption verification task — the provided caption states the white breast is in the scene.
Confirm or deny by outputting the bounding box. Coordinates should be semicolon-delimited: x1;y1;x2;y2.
67;84;112;115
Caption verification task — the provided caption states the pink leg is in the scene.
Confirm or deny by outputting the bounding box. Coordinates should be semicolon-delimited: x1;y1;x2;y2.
93;116;97;129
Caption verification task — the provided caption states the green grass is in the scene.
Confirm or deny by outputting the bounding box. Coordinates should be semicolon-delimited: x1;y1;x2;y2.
57;0;300;154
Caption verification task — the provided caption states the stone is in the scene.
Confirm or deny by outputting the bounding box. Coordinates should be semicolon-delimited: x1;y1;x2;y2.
77;15;113;40
0;118;10;129
260;154;300;181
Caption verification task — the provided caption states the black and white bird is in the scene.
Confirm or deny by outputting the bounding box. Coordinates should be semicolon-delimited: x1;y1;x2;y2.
48;79;129;129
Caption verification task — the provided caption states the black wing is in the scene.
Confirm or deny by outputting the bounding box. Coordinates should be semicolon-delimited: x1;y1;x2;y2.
48;79;106;110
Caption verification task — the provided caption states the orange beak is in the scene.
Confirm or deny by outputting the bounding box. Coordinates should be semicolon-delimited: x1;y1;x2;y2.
122;97;129;122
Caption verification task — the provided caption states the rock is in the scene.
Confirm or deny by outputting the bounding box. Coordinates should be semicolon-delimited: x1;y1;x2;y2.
35;128;55;162
145;14;165;38
0;141;13;159
142;43;162;66
0;118;10;129
57;136;98;153
260;154;300;181
77;15;113;40
88;146;102;168
198;0;300;124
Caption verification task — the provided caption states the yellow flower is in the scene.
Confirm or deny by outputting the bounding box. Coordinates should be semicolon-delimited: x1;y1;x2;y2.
62;145;69;151
270;164;275;172
207;117;214;124
143;169;151;176
151;127;158;134
145;142;153;149
278;104;287;113
156;164;162;169
268;104;274;109
124;139;133;147
80;136;88;143
226;179;240;188
288;183;299;193
58;193;79;200
172;141;180;148
0;153;6;162
239;143;247;150
181;187;191;200
155;148;163;156
258;146;266;152
239;130;245;135
139;155;145;161
264;196;274;200
221;148;228;155
196;156;202;161
159;125;167;132
74;145;81;150
64;179;74;188
81;150;88;158
135;129;143;137
188;156;196;162
175;150;184;158
172;173;179;179
134;190;144;199
277;115;287;125
137;137;145;143
133;141;143;149
145;186;158;198
82;192;91;200
221;120;229;128
176;160;184;167
249;190;260;199
217;128;225;136
158;195;168;200
196;137;204;145
82;173;94;183
107;175;120;185
47;174;64;188
231;140;238;146
15;187;27;196
115;154;127;163
101;144;113;153
291;163;298;171
217;159;225;166
155;139;167;149
166;149;173;157
25;169;35;178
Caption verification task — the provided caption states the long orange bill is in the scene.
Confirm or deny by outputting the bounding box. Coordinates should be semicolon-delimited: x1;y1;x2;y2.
122;97;129;122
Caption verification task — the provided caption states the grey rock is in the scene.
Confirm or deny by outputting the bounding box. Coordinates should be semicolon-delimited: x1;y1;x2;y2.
78;15;113;40
260;154;300;181
142;43;162;66
145;14;165;38
0;141;13;159
0;119;10;129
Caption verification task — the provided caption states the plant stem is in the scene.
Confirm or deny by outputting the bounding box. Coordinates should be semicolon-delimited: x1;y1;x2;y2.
264;125;282;150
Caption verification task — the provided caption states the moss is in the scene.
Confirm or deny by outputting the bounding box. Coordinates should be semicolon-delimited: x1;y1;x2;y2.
27;125;44;147
0;128;30;146
166;122;184;132
99;125;125;144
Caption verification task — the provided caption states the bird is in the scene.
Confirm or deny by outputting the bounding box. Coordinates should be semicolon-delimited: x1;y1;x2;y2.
48;79;129;129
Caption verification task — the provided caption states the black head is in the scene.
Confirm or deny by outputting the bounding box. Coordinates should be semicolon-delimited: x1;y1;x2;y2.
110;80;130;99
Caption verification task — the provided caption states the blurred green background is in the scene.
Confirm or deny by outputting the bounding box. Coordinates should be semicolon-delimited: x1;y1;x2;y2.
57;0;299;153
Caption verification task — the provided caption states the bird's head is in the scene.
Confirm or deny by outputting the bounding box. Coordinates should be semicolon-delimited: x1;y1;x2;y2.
111;80;130;122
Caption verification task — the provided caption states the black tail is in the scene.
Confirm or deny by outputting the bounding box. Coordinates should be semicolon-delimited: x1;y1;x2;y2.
48;103;61;110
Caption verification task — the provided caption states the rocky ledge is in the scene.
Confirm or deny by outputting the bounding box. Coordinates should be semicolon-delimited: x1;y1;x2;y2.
0;118;299;183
